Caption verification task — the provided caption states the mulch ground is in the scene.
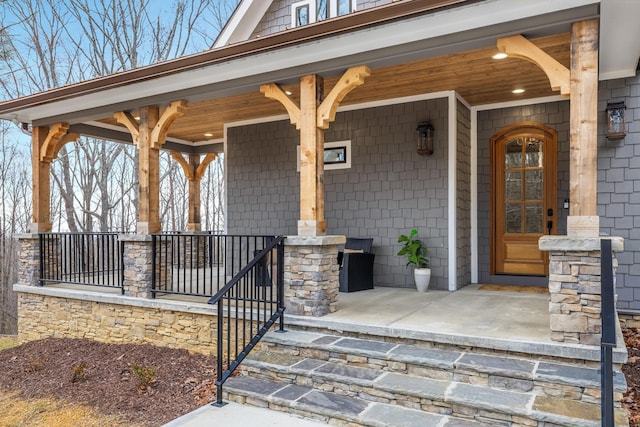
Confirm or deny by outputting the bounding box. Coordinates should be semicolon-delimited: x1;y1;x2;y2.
623;327;640;427
0;338;217;426
0;332;639;426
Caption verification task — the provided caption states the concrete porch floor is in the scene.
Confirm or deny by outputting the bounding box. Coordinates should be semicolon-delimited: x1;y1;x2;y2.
286;284;626;362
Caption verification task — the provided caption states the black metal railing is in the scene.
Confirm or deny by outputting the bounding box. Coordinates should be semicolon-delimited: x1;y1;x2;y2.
208;236;285;406
600;238;616;427
151;233;277;298
39;232;124;292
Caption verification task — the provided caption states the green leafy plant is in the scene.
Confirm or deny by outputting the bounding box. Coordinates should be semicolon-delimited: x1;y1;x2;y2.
130;363;157;392
397;229;429;268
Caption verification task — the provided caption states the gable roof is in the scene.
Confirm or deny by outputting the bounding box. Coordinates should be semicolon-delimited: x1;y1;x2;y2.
214;0;274;48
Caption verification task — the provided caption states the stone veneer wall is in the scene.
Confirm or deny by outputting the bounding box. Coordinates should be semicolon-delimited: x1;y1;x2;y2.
227;98;451;290
16;290;249;356
477;101;571;285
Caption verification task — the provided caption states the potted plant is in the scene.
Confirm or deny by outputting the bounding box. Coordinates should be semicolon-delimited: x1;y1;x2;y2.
397;229;431;292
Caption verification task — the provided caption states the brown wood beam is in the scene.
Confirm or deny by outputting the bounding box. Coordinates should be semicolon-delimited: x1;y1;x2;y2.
497;34;570;96
567;19;599;236
30;126;52;232
298;74;325;236
137;105;161;234
188;154;201;231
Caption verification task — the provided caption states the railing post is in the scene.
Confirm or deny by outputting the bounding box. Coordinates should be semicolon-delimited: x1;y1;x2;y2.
600;238;615;427
277;239;286;332
214;297;226;407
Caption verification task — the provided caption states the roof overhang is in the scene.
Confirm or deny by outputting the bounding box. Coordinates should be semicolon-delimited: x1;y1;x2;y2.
3;0;636;137
599;0;640;80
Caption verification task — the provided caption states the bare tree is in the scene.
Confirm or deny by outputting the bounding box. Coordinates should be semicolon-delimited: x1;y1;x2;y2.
0;0;238;331
0;122;30;334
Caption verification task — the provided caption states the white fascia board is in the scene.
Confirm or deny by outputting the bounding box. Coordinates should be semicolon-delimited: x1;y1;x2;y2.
599;0;640;81
12;0;599;123
214;0;274;47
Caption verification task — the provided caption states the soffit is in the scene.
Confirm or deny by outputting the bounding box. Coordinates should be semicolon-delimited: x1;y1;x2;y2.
89;33;570;145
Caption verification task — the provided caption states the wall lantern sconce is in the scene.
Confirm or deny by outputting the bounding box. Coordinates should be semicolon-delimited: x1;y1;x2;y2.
606;101;626;140
416;122;434;156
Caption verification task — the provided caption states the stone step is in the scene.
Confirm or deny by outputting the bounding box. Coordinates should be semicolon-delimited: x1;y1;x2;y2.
257;330;627;394
224;375;495;427
239;349;628;427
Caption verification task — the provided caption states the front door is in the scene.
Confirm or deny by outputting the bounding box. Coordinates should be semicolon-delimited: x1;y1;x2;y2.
491;122;557;276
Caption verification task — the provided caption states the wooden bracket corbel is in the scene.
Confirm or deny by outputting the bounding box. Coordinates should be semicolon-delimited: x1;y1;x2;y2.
40;123;79;162
151;100;188;149
317;65;371;129
195;153;217;180
496;35;570;96
260;83;301;129
169;151;195;180
114;111;140;147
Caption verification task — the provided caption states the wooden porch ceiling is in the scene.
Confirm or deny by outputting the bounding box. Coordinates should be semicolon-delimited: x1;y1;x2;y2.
98;33;570;146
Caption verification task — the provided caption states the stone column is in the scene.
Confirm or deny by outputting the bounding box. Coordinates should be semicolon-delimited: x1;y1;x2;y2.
283;235;345;316
181;232;208;269
17;234;42;287
539;236;624;345
121;235;172;298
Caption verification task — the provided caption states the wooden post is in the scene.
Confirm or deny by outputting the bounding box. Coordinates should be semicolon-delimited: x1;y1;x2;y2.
169;151;217;232
298;74;326;236
261;66;370;236
188;154;201;232
137;105;161;234
567;19;599;237
30;126;52;233
116;101;186;234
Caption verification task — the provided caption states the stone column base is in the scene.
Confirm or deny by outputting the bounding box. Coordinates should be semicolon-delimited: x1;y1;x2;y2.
284;235;345;317
17;234;42;287
539;236;624;345
121;235;171;298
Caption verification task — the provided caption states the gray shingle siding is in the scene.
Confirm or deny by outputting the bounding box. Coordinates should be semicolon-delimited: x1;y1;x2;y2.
599;74;640;311
456;100;471;288
227;98;451;290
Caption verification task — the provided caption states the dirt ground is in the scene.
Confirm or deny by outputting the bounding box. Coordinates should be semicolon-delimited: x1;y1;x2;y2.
0;333;638;426
0;338;217;427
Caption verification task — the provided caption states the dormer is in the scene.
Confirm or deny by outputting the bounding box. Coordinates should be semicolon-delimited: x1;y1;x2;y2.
291;0;356;28
214;0;364;47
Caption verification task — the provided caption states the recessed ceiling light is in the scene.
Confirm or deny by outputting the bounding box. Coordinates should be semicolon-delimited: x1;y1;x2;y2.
204;132;213;137
134;116;140;121
512;88;525;94
492;52;508;60
284;90;293;96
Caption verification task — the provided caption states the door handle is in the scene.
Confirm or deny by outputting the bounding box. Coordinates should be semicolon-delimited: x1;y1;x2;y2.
547;220;553;234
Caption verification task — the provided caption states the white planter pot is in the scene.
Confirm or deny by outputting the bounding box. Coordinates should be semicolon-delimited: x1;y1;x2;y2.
414;268;431;292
